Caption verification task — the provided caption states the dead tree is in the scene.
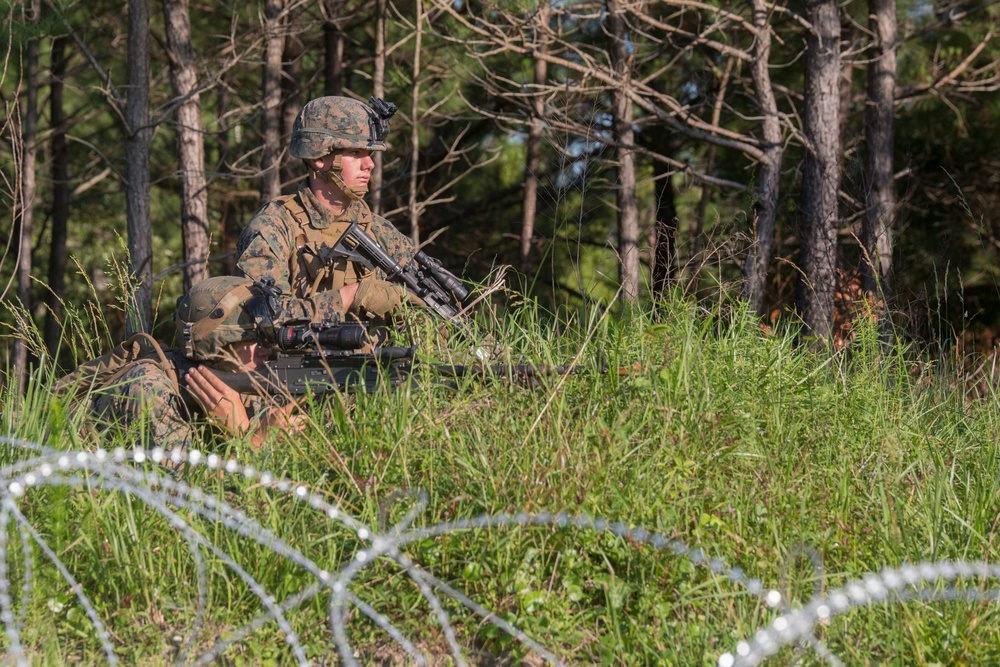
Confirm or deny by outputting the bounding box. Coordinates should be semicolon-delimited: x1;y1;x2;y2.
44;35;71;356
260;0;285;202
862;0;897;301
323;0;345;97
281;1;304;194
409;0;425;245
371;0;387;215
606;0;640;302
520;2;550;275
741;0;785;317
12;0;41;390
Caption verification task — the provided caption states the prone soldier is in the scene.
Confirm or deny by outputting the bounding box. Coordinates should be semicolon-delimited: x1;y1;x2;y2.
58;276;300;452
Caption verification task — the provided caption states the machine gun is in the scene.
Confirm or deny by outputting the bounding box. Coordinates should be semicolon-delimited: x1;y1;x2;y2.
208;320;414;396
210;319;581;397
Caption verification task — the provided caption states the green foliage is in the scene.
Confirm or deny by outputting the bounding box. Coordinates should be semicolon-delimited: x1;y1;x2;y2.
4;286;1000;663
3;0;1000;362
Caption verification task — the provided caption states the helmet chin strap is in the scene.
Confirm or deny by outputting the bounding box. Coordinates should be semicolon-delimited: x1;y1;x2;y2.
312;153;368;201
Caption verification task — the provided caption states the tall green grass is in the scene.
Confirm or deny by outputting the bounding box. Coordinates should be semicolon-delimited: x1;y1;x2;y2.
2;286;1000;666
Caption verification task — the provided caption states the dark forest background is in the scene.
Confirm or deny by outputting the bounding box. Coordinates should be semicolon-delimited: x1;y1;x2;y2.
2;0;999;388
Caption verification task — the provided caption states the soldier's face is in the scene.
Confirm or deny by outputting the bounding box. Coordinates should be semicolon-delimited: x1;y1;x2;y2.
231;341;273;371
338;149;375;190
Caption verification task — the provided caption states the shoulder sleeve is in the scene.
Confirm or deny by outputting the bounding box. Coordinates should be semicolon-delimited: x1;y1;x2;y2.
272;290;347;326
235;205;297;295
370;215;416;265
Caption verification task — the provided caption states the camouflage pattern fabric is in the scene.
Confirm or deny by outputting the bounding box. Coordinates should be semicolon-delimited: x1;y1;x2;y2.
89;349;269;451
290;96;392;158
236;184;414;325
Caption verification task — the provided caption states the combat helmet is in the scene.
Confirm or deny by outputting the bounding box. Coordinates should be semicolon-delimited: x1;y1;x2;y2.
175;276;277;367
290;96;397;159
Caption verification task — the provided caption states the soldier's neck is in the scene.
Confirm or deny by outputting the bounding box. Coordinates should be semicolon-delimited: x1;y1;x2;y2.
309;181;350;217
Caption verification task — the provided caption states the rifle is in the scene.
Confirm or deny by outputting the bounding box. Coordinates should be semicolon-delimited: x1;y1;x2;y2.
207;321;412;395
328;221;473;325
209;321;580;396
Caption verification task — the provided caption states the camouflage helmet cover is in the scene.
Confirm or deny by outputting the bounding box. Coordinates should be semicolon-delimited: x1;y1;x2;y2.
290;96;397;159
176;276;266;364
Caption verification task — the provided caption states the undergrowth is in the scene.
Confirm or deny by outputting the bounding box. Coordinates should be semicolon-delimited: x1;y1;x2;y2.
1;289;1000;666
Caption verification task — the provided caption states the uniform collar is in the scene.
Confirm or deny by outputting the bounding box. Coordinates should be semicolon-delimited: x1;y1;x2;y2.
299;184;372;231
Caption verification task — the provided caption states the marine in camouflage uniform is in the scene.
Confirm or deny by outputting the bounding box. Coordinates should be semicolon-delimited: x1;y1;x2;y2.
89;348;205;451
79;277;280;451
236;96;415;326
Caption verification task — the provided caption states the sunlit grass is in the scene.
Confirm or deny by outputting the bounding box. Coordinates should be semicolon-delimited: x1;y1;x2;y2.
2;289;1000;665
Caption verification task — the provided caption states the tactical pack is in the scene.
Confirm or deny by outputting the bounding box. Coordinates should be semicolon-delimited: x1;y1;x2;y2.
54;333;181;402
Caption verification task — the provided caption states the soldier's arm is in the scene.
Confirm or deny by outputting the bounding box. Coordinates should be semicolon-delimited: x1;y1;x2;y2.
272;287;357;324
235;208;297;295
236;207;358;322
370;215;416;265
91;362;197;451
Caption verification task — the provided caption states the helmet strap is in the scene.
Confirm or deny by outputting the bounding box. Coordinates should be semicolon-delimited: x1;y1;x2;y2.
313;152;369;201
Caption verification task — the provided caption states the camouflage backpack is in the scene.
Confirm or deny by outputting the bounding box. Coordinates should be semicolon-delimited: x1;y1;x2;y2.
53;333;181;403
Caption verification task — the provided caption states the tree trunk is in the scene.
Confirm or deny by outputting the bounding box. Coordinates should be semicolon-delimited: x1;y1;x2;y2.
692;57;734;289
13;0;40;391
862;0;896;300
260;0;284;202
126;0;153;335
742;0;784;317
796;0;842;343
408;0;423;245
371;0;387;215
163;0;209;292
323;5;344;97
281;2;303;194
651;162;677;297
520;2;550;274
215;88;240;276
45;35;70;357
838;15;855;177
606;0;640;302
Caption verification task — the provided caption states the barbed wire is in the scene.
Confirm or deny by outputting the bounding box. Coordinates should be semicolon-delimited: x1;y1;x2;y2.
0;436;997;665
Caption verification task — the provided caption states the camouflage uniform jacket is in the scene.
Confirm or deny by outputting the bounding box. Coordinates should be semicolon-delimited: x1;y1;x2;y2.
235;185;415;324
88;349;268;452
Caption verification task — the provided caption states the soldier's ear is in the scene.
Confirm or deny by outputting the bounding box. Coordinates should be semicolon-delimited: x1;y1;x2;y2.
313;151;342;171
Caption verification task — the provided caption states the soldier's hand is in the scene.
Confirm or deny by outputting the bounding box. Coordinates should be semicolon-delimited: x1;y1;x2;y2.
339;281;362;311
250;402;307;449
349;277;406;319
186;366;251;435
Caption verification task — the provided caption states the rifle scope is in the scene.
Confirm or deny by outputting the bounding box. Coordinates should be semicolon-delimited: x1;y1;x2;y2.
414;251;471;305
275;323;369;351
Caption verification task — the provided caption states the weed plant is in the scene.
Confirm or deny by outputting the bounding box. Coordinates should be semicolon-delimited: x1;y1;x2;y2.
2;284;1000;666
